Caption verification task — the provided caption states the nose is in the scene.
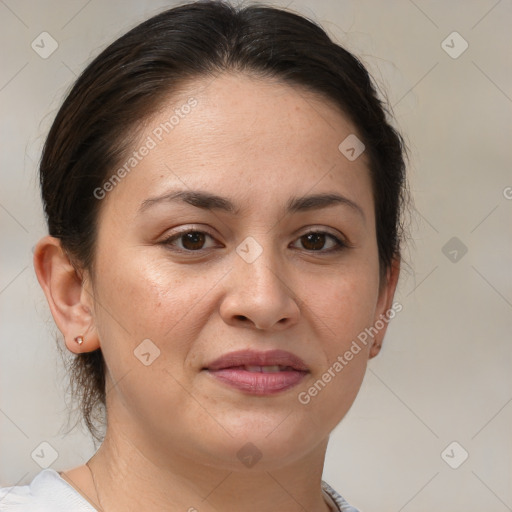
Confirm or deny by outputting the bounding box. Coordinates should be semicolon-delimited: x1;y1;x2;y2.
219;246;301;331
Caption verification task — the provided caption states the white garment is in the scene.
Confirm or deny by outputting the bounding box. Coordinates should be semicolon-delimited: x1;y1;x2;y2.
0;469;360;511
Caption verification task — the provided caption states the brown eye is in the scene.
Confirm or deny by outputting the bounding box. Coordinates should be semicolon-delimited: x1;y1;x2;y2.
301;232;327;250
181;231;207;250
292;231;346;252
162;230;216;251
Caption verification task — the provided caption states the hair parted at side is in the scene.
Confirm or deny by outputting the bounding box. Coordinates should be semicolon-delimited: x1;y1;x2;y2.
39;0;409;442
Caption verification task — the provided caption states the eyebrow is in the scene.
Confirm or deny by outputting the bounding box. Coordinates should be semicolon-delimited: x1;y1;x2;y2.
138;190;365;222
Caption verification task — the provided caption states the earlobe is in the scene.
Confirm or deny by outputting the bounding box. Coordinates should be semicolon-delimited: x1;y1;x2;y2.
369;342;382;359
33;235;100;354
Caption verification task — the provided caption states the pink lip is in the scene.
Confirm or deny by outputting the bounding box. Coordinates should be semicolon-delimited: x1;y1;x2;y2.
203;350;309;395
206;349;309;371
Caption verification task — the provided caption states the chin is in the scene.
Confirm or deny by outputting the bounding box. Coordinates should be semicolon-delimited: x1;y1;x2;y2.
192;412;326;470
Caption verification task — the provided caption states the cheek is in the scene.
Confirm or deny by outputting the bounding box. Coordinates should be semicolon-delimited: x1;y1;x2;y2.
91;246;219;375
297;263;379;407
90;252;205;419
96;247;188;330
295;277;377;423
305;264;380;341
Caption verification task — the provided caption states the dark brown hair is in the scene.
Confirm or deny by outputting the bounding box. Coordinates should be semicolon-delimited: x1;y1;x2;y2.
39;0;408;442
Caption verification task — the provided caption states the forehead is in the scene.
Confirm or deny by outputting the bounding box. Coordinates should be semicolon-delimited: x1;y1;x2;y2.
164;72;362;161
100;72;374;221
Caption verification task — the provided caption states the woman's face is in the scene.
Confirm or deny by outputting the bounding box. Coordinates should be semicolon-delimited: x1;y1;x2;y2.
82;73;398;470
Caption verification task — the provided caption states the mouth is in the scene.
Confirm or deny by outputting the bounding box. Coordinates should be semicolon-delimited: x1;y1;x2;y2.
203;350;309;395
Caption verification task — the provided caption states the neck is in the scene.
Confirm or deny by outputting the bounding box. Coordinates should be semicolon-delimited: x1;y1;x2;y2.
87;421;332;512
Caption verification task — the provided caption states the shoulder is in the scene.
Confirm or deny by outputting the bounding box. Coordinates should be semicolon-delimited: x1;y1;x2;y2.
322;480;361;512
0;469;96;511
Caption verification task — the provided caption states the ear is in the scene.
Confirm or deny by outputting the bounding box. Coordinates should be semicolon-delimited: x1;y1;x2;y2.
33;235;100;354
369;255;401;359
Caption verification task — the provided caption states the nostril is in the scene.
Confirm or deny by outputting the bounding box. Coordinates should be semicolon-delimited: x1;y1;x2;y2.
234;315;248;322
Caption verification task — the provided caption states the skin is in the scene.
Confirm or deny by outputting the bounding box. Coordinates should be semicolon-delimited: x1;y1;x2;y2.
34;72;400;512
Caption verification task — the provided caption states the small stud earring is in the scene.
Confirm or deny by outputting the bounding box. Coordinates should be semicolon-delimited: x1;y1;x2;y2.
74;336;84;345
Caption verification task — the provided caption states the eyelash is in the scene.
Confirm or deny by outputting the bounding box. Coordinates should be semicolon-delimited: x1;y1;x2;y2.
160;228;351;254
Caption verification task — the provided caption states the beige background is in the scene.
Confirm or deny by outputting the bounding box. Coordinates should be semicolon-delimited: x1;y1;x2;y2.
1;0;511;510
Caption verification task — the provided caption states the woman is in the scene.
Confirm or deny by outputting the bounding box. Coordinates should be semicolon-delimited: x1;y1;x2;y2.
0;1;407;510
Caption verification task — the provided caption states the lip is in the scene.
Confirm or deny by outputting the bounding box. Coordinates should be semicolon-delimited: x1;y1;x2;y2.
203;349;309;395
205;349;309;372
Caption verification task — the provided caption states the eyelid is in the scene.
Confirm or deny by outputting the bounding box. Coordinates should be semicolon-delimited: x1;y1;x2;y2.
160;226;221;250
289;232;348;253
160;225;353;253
294;226;353;246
